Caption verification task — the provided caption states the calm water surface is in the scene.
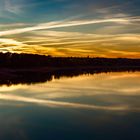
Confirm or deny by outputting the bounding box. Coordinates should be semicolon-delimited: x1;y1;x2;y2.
0;72;140;140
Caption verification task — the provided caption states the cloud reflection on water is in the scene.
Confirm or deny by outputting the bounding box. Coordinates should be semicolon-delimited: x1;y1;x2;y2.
0;93;134;111
0;72;140;112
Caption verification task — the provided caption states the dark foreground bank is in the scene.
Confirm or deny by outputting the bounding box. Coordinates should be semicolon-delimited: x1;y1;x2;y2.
0;52;140;68
0;52;140;85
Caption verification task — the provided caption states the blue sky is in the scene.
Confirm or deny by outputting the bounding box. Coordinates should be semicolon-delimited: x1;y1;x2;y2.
0;0;140;57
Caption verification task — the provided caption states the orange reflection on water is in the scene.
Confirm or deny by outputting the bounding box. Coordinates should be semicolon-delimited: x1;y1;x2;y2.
0;72;140;111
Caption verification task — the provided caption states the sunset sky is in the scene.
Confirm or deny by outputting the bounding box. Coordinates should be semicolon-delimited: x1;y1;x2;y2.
0;0;140;58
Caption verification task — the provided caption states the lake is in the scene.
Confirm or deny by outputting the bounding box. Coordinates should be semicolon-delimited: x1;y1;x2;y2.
0;71;140;140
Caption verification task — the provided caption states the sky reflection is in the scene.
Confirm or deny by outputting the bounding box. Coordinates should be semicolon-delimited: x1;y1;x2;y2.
0;72;140;112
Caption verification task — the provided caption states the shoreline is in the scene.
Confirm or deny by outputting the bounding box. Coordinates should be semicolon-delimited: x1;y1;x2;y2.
0;66;140;86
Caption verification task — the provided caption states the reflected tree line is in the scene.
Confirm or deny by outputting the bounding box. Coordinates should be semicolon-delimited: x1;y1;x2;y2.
0;52;140;86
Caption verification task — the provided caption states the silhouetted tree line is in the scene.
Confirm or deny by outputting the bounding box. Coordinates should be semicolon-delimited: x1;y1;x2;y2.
0;52;140;68
0;52;140;86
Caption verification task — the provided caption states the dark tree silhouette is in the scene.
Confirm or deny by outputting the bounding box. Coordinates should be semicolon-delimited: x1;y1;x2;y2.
0;52;140;68
0;52;140;86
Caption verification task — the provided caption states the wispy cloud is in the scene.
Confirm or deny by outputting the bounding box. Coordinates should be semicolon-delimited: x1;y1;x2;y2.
0;38;24;45
0;17;137;36
0;31;139;57
4;0;22;14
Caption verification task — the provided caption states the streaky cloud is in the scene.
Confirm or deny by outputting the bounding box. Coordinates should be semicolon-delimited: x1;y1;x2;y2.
0;18;134;36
